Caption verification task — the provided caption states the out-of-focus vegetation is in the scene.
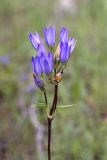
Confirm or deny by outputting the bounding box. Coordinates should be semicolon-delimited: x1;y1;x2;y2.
0;0;107;159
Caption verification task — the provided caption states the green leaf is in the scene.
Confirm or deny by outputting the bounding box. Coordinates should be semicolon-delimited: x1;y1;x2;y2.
57;104;78;110
30;103;48;109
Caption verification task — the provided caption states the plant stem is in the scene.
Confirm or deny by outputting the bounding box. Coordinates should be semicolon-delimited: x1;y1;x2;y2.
50;84;58;115
43;91;48;106
48;118;52;160
47;84;58;160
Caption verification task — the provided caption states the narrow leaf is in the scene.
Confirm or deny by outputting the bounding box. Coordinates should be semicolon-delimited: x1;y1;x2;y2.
57;104;78;110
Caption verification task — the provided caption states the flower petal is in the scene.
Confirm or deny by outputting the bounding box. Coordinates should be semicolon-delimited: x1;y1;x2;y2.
68;38;77;54
29;32;42;51
60;42;70;63
43;59;50;74
47;52;54;72
34;56;43;75
38;43;46;54
38;52;46;70
60;28;69;43
44;26;56;46
33;73;45;91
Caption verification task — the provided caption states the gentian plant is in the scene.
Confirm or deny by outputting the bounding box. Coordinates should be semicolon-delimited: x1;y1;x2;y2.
29;26;76;160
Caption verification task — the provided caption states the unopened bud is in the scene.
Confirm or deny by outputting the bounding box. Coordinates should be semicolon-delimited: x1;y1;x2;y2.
54;44;60;60
55;73;62;83
33;73;45;91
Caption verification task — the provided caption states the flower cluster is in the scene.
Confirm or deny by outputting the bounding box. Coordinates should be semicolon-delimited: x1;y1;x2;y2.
29;26;76;91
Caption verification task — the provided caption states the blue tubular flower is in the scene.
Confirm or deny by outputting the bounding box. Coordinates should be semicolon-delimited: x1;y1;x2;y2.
43;53;54;74
38;52;46;62
33;73;45;91
38;43;46;54
43;59;50;74
44;26;56;47
32;56;43;75
29;32;43;51
68;38;77;55
60;27;69;43
47;53;54;72
38;52;46;71
60;42;70;63
29;26;77;87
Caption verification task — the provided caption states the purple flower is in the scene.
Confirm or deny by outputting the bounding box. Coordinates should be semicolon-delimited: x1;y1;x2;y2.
32;56;43;75
33;73;45;91
29;32;42;50
29;32;46;54
38;44;46;54
43;53;54;74
29;26;77;88
32;52;54;76
68;38;77;55
60;27;69;43
60;42;70;63
44;26;56;47
47;53;54;72
59;28;76;63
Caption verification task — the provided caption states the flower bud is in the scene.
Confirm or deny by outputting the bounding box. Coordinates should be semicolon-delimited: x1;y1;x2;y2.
54;44;60;60
55;73;62;83
33;73;45;91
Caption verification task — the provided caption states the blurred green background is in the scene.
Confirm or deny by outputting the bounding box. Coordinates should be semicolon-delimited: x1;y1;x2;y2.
0;0;107;159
